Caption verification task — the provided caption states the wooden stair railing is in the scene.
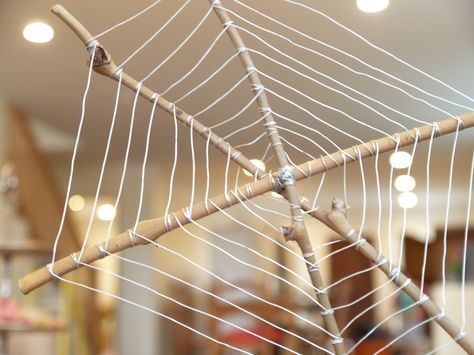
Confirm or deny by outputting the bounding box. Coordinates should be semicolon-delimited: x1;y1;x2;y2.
7;105;99;355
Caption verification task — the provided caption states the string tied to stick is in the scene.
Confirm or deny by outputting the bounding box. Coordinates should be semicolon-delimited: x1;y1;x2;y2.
278;165;296;187
432;122;441;137
455;331;467;343
71;253;81;269
97;243;107;258
331;337;344;345
455;116;465;131
112;68;123;80
46;263;56;279
164;214;172;232
128;230;136;247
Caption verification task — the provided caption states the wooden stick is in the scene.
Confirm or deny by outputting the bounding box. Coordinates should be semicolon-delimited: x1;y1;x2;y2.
18;175;278;294
50;4;265;180
210;1;345;353
300;199;474;355
291;111;474;181
19;111;474;294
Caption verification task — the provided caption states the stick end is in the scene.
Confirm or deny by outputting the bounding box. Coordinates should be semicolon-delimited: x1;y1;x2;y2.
50;4;65;15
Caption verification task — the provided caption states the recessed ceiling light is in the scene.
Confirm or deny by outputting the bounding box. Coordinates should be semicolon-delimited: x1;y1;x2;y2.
23;22;54;43
389;151;412;169
398;192;418;209
394;175;416;192
97;204;116;221
357;0;389;13
68;194;85;212
243;159;266;177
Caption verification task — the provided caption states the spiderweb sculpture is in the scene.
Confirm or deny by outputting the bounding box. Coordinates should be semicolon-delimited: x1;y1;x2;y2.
19;1;474;354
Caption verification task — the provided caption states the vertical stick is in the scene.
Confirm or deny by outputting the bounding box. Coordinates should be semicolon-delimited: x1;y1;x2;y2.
210;1;345;353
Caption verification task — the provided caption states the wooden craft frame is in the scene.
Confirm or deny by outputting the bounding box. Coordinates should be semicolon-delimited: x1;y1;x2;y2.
18;3;474;354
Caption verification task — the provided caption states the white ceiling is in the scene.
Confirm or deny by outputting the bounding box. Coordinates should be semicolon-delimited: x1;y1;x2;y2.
0;0;473;166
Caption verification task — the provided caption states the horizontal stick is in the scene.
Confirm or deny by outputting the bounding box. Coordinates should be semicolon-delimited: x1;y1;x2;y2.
18;176;278;294
301;199;474;354
291;111;474;181
19;110;474;294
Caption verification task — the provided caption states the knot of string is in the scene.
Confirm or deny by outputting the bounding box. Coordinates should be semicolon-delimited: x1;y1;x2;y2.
278;165;296;187
455;116;465;131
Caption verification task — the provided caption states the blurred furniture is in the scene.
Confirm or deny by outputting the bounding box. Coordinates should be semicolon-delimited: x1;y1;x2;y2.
207;281;297;355
0;239;67;355
405;229;473;283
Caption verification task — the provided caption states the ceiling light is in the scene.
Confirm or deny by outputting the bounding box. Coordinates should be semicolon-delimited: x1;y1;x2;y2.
243;159;266;177
398;192;418;209
23;22;54;43
357;0;389;13
68;194;85;212
394;175;416;192
389;151;412;169
97;204;116;221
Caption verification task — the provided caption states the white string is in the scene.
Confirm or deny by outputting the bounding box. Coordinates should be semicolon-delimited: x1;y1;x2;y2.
52;268;252;354
374;316;436;354
175;53;239;103
116;0;193;70
94;0;165;39
193;73;251;118
188;119;196;213
356;147;366;238
161;28;228;96
232;23;430;128
131;230;337;341
331;275;395;312
164;106;179;219
224;2;457;119
374;142;383;258
232;189;289;225
204;131;212;213
175;215;329;314
311;171;326;211
419;126;436;296
271;111;344;158
441;121;462;308
461;151;474;330
133;94;159;232
210;88;263;129
100;83;142;254
325;260;386;292
396;132;420;271
81;71;123;256
348;299;422;353
258;70;397;138
51;45;97;264
105;251;332;353
341;278;410;334
387;139;400;272
265;88;365;145
208;200;325;278
223;111;268;140
281;0;474;107
185;214;329;309
141;7;214;82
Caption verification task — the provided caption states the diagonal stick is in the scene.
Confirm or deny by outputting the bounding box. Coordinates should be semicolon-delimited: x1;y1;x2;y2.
300;199;474;354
